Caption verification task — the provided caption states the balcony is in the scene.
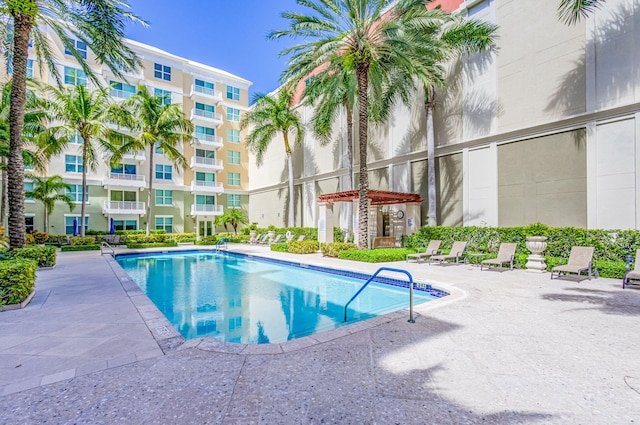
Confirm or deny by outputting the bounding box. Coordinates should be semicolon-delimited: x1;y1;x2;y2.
190;85;222;103
190;156;223;171
190;180;223;194
102;172;146;189
109;88;134;100
190;204;223;216
103;150;146;162
192;133;223;149
101;65;144;82
190;109;223;126
103;201;146;215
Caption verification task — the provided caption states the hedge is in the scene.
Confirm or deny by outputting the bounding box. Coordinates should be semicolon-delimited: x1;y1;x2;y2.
270;243;289;253
70;236;96;246
126;240;178;249
404;224;640;278
61;244;101;252
338;248;415;263
289;240;320;254
321;242;357;257
8;246;57;268
0;259;37;306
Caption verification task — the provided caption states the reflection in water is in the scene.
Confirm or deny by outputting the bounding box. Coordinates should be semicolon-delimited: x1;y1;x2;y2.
118;252;437;344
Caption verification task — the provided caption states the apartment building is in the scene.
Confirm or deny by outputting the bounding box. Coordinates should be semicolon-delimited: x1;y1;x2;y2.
248;0;640;235
3;28;251;237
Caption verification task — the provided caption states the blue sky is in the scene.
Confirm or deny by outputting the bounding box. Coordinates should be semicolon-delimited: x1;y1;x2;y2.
126;0;305;98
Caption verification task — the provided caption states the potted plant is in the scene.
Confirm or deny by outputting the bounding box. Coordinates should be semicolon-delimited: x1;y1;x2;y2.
524;223;550;272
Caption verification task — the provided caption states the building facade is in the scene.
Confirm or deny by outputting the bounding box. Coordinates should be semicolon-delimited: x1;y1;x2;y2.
3;28;251;236
248;0;640;233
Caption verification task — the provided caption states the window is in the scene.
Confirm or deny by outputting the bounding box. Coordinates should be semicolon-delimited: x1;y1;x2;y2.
112;220;137;231
155;145;164;155
110;81;136;99
195;172;215;182
155;189;173;206
196;126;215;141
26;59;33;78
64;66;87;87
69;131;83;145
195;194;215;205
65;155;83;173
110;191;136;202
24;162;34;171
66;185;88;202
65;39;88;59
154;88;171;105
227;151;240;165
228;172;240;186
155;217;173;233
194;79;214;96
226;86;240;101
196;149;215;159
154;63;171;81
228;194;241;208
24;181;34;201
228;316;242;330
195;102;215;119
155;164;172;180
111;163;136;175
65;216;89;235
227;129;240;143
227;107;240;122
25;216;34;233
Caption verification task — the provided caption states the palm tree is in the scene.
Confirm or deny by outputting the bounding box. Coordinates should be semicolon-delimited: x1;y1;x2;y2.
113;84;192;236
1;0;144;248
44;84;123;237
241;89;303;227
221;208;249;235
271;0;496;249
24;174;74;233
558;0;605;24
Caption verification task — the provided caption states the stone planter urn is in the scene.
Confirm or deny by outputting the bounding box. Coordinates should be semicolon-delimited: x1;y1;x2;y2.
249;230;257;239
525;236;548;273
267;230;276;241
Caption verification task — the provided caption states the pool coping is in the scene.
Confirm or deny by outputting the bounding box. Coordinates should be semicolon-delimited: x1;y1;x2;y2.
106;246;466;355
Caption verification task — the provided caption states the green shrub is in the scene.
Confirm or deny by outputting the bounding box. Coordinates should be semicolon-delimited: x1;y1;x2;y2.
167;233;196;241
288;240;320;254
61;244;101;252
126;240;178;249
228;235;250;243
338;248;415;263
31;230;49;244
321;242;357;257
115;229;166;235
270;243;289;253
0;259;37;306
251;227;318;241
195;236;218;246
9;246;57;268
126;234;168;244
70;236;96;246
85;230;108;235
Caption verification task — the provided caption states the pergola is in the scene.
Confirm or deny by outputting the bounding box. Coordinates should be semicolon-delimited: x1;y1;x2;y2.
318;190;424;205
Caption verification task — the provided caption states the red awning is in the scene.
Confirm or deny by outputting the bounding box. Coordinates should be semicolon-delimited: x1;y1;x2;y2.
318;190;424;206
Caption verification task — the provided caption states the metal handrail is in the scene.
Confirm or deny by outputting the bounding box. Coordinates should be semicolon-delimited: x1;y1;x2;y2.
215;238;228;252
343;267;415;323
100;241;115;256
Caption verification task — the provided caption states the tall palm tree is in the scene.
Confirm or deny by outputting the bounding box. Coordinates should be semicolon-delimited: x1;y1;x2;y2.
113;84;192;236
24;174;74;233
271;0;495;249
221;208;249;235
0;0;144;248
558;0;605;24
241;89;303;227
44;84;123;237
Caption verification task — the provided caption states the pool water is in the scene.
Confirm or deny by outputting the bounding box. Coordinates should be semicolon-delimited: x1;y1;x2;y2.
116;251;440;344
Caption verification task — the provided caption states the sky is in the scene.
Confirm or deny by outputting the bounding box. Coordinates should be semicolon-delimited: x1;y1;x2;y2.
126;0;307;98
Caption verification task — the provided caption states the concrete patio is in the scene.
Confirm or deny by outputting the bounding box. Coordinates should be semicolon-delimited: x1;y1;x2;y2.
1;245;639;424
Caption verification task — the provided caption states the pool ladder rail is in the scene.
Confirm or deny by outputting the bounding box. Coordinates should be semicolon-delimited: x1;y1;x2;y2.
100;241;115;256
343;267;416;323
215;238;228;252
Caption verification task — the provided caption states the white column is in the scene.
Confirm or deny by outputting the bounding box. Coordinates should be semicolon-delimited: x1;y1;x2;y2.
317;202;334;244
405;203;421;235
586;121;598;229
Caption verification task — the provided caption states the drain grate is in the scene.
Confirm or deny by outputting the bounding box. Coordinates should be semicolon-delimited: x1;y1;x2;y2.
155;326;169;335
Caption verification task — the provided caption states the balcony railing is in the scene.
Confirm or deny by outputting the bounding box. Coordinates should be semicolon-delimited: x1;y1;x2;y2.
190;180;223;193
109;89;134;99
190;156;223;170
191;109;223;125
103;172;146;188
192;133;223;149
190;204;223;216
191;85;223;103
103;201;145;215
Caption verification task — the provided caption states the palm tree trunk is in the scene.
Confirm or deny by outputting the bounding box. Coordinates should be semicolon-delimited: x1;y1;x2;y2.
355;64;369;250
346;106;354;233
146;143;154;236
1;164;6;234
7;13;33;249
44;205;48;234
80;138;88;237
425;87;437;227
283;130;295;227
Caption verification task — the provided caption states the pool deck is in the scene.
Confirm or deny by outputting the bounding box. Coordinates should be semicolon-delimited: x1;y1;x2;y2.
1;244;639;424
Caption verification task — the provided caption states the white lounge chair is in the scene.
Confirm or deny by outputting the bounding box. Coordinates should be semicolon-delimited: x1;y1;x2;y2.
481;243;518;271
406;240;441;263
429;241;467;265
623;249;640;289
551;246;596;280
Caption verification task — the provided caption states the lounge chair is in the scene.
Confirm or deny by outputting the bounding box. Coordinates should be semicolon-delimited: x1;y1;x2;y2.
249;233;263;245
406;240;442;263
343;232;351;243
268;234;283;245
551;246;596;280
257;234;270;245
623;249;640;289
481;243;518;271
296;235;306;242
429;241;467;265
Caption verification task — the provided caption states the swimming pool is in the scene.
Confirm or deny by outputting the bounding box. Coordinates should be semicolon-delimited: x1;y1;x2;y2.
116;251;446;344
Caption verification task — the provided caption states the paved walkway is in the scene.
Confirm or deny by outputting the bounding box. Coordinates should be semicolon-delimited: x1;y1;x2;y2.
1;245;639;424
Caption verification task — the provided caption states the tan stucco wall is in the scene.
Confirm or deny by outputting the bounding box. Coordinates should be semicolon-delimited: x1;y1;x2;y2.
436;153;463;226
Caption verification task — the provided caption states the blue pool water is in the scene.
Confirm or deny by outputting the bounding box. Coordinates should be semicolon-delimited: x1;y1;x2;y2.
116;251;443;344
